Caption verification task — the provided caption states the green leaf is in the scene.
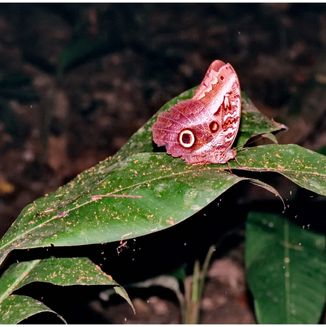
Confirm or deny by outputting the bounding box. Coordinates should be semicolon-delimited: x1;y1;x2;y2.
0;257;133;323
232;144;326;196
235;96;287;148
246;212;326;323
116;89;286;160
0;257;116;294
0;153;250;264
0;294;64;324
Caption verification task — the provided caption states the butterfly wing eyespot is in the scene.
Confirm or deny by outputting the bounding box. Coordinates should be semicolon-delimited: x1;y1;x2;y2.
209;121;219;133
178;129;195;148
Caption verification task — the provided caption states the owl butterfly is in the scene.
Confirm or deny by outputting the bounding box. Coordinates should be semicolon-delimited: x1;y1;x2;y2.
152;60;241;164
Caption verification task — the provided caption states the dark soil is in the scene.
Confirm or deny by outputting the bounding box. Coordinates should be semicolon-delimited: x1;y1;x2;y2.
0;3;325;323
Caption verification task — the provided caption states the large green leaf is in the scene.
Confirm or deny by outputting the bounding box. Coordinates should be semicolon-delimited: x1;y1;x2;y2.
0;153;252;265
0;257;131;323
232;144;326;196
246;212;326;323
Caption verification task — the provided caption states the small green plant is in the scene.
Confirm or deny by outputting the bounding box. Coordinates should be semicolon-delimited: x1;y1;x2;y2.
0;88;325;323
182;245;216;324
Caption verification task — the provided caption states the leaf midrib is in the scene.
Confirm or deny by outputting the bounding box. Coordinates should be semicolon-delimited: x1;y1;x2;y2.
283;220;291;322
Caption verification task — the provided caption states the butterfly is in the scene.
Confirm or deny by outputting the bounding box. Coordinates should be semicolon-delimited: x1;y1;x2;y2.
152;59;241;164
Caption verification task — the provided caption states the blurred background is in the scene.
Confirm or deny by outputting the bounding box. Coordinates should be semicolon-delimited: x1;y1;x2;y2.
0;3;325;323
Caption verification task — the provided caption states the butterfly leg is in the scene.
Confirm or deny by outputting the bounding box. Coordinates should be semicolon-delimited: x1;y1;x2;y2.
226;161;233;173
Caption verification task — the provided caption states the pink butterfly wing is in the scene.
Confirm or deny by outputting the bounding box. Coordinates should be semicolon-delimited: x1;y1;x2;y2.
152;60;241;164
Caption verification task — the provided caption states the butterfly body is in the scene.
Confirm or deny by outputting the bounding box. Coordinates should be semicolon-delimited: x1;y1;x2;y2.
152;60;241;164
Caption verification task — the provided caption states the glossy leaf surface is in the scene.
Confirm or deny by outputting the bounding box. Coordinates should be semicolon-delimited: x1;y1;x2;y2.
0;154;248;264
